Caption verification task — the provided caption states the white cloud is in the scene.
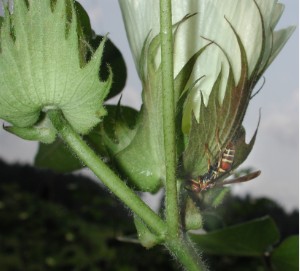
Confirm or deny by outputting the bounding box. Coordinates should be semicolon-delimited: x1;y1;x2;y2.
262;89;298;147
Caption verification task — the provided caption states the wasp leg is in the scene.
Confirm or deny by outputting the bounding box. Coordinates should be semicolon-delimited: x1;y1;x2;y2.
185;178;201;193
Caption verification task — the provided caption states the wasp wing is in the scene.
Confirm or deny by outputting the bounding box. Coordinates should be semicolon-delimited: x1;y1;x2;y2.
214;170;261;187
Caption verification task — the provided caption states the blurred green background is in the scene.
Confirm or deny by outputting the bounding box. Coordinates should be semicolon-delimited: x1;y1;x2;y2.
0;160;297;271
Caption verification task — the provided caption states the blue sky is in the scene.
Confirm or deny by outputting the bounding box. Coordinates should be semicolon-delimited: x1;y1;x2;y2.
0;1;298;211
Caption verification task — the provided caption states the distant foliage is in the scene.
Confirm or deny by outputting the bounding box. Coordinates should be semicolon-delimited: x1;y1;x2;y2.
0;160;297;271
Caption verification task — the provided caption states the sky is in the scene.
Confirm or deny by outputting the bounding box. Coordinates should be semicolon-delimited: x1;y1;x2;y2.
0;1;298;212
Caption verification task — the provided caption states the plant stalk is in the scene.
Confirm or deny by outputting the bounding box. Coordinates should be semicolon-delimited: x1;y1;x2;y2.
166;237;208;271
48;110;167;237
159;1;207;270
160;0;179;238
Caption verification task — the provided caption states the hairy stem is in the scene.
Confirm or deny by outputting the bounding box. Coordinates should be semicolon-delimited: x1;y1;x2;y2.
160;1;207;270
48;110;167;237
160;0;179;238
166;237;208;271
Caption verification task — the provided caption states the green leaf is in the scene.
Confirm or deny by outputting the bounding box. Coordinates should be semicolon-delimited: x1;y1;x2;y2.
34;139;82;173
203;187;230;208
89;36;127;101
4;115;56;144
0;0;111;141
72;1;93;65
134;215;163;249
72;2;127;100
113;105;165;192
183;196;203;231
190;216;280;256
271;236;299;271
105;34;165;192
201;211;225;232
98;104;138;154
34;104;137;173
73;1;93;40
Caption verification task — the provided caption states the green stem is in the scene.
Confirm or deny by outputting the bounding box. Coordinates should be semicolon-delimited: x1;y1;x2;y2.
48;110;166;237
160;0;179;238
160;1;207;270
166;237;208;271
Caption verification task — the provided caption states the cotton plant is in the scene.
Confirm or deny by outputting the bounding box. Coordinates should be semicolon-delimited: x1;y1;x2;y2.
0;0;295;270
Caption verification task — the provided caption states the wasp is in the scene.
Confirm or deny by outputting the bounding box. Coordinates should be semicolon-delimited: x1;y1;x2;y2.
186;141;260;193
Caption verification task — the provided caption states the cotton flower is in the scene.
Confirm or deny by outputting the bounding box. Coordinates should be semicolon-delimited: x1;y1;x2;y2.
120;0;294;128
119;0;295;178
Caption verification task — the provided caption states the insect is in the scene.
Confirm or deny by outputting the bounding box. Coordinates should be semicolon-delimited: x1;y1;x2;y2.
187;170;261;193
207;141;236;181
186;141;260;193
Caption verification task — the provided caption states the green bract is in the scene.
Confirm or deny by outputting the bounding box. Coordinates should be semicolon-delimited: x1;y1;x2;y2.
0;0;112;143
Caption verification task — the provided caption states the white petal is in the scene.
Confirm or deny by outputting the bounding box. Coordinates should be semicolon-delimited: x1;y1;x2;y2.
118;0;160;70
119;0;294;116
266;26;296;69
269;2;284;29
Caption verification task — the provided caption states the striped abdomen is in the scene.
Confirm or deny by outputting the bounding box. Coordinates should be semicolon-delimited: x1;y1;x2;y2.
218;142;235;173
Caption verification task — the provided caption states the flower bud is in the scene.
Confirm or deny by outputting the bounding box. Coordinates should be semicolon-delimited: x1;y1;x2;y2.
0;0;112;143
